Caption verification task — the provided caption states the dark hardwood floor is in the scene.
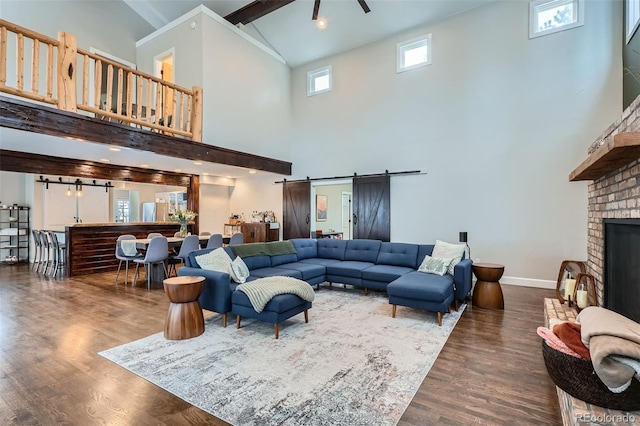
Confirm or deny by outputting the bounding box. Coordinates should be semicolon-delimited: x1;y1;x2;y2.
0;264;561;425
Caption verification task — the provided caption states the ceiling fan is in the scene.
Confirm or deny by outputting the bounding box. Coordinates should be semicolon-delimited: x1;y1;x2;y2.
312;0;371;21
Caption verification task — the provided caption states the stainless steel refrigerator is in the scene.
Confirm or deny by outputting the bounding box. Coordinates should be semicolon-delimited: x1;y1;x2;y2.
141;202;169;222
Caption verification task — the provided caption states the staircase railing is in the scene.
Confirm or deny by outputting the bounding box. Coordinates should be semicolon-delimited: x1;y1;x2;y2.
0;19;202;141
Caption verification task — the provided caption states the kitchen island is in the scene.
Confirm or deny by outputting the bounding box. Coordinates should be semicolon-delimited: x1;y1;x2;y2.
64;222;193;277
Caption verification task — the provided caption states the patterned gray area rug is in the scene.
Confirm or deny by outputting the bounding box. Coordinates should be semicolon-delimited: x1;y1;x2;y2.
99;289;466;426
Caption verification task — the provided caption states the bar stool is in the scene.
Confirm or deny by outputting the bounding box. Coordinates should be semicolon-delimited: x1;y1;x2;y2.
39;230;53;274
31;229;42;271
46;231;66;277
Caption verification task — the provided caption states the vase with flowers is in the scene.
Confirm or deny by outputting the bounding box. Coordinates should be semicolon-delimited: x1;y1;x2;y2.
170;209;197;237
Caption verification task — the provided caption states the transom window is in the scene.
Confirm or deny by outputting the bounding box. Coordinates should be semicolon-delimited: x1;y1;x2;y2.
397;34;432;73
307;66;332;96
529;0;584;39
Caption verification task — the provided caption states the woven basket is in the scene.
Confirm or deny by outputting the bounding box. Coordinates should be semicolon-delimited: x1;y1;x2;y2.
542;340;640;411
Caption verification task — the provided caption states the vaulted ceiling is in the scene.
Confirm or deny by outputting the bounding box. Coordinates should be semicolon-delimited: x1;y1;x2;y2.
124;0;496;67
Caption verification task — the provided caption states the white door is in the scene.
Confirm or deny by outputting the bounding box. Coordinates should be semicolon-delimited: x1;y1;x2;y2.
341;191;352;240
79;187;109;223
43;185;76;229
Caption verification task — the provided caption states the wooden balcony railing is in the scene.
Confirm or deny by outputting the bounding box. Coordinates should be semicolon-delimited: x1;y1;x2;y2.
0;19;202;141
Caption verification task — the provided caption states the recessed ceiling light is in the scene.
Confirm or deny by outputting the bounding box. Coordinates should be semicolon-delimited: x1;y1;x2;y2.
109;147;121;152
202;172;209;176
249;170;257;174
316;17;327;29
99;158;110;162
226;175;233;179
193;161;202;165
174;169;182;172
140;164;149;168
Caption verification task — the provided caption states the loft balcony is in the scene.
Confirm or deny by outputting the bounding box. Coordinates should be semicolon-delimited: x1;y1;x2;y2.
0;18;291;176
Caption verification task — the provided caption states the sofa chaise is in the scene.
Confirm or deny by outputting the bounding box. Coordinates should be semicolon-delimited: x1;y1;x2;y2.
178;238;472;327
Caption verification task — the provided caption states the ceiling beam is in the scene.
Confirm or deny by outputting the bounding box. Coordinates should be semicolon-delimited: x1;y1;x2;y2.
225;0;297;25
0;95;292;176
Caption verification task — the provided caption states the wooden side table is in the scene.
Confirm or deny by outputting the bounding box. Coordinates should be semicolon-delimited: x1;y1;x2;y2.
472;263;505;310
163;276;205;340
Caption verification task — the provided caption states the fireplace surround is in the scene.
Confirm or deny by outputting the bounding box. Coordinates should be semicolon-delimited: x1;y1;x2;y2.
573;96;640;315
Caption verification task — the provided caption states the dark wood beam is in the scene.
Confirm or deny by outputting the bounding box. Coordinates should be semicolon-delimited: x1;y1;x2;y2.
0;95;292;175
0;149;192;187
225;0;297;25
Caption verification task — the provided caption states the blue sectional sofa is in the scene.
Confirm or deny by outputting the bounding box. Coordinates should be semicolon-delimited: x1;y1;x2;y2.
178;238;472;327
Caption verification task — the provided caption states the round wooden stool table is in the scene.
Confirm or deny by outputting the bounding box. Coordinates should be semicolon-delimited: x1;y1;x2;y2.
472;263;505;310
163;276;205;340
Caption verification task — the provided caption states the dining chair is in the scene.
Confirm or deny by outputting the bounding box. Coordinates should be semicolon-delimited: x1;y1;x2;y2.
168;234;200;276
114;234;139;285
206;233;224;249
173;231;182;238
229;232;244;246
147;232;163;239
133;236;169;290
200;231;211;236
31;229;42;271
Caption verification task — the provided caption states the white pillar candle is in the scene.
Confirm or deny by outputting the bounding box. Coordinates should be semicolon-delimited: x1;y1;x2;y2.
577;290;588;309
564;278;576;300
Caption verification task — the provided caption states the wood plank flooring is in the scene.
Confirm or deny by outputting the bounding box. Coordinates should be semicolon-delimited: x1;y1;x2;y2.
0;264;561;425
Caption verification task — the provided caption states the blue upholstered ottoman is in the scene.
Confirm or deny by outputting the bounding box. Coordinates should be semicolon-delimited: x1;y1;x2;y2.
387;272;455;326
232;289;312;339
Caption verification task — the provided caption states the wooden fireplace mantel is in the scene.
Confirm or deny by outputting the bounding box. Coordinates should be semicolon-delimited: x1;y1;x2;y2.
570;132;640;181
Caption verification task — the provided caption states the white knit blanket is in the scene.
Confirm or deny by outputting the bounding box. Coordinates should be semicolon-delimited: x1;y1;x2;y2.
236;276;315;313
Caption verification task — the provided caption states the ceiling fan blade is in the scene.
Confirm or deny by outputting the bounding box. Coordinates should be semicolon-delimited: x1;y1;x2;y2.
357;0;371;14
312;0;321;20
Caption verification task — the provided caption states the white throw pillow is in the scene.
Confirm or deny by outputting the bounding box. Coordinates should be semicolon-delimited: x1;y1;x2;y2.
195;248;232;273
229;256;250;284
431;240;466;275
418;255;453;276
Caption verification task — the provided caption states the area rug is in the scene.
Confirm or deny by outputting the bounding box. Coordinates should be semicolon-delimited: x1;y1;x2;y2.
99;289;465;425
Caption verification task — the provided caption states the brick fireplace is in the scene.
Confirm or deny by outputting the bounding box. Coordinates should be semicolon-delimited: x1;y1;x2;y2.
578;96;640;308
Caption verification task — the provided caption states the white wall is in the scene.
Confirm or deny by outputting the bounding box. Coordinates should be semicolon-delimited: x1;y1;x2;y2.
199;10;292;160
135;7;293;162
230;175;283;237
289;0;623;283
199;184;232;235
1;1;153;64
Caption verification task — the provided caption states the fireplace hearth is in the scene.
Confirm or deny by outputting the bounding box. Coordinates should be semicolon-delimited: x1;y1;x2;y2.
604;219;640;323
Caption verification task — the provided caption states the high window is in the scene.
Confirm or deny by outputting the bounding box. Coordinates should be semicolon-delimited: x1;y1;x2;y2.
627;0;640;43
529;0;584;39
397;35;431;73
307;66;332;96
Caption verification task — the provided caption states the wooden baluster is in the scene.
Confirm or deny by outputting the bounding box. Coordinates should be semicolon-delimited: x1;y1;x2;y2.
46;43;53;99
185;93;192;135
116;68;123;116
56;31;77;112
146;77;152;125
94;59;101;110
172;88;177;130
178;91;184;131
16;33;24;91
0;27;6;87
191;86;202;142
31;39;39;94
136;75;142;122
82;54;88;106
155;80;162;130
106;64;113;113
126;71;133;120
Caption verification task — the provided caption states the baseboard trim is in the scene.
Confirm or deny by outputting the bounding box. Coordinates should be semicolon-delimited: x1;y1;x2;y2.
499;276;556;290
